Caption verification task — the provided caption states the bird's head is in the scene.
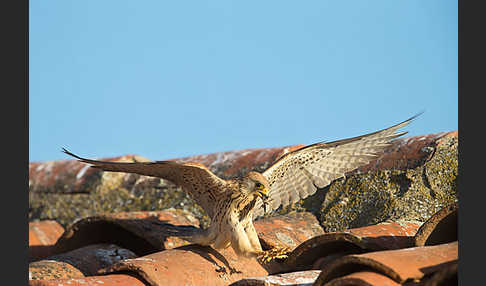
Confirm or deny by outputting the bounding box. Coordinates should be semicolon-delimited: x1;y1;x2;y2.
242;171;270;201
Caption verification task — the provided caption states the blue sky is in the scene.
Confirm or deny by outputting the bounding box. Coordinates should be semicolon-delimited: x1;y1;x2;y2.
29;1;457;162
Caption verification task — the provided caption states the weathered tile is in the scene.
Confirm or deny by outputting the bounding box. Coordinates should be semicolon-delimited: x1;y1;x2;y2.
29;260;84;281
285;221;421;270
30;154;146;194
43;244;136;276
414;202;458;247
346;220;422;250
420;261;457;286
230;270;321;286
314;241;458;285
28;274;147;286
29;243;137;280
101;245;272;286
54;209;200;256
326;271;401;286
29;220;65;261
254;212;324;250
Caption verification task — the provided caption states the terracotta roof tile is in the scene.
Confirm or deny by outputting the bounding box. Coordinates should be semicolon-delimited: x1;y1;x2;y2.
29;220;65;261
53;209;200;256
101;246;270;286
254;211;324;251
414;202;458;247
326;271;401;286
30;154;147;194
416;261;457;286
28;274;147;286
29;260;84;281
285;220;421;270
314;241;458;285
229;270;321;286
29;243;137;280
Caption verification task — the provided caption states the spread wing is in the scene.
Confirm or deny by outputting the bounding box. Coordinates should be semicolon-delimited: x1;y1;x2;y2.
253;113;421;218
62;148;227;219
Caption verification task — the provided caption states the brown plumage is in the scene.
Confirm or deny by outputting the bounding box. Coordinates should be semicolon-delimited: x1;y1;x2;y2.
62;113;420;260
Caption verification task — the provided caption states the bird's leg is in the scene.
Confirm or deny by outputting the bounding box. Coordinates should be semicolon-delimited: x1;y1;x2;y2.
230;224;259;258
244;221;263;252
243;220;291;264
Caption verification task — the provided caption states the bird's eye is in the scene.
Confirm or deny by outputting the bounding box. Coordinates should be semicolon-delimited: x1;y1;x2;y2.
255;183;263;189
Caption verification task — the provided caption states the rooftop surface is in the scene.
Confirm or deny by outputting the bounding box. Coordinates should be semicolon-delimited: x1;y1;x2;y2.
29;131;458;285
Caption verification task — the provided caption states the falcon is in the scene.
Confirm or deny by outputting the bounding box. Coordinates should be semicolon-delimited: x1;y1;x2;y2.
62;114;419;262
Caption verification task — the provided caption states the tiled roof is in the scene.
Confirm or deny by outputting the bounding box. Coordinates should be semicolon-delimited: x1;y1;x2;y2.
29;203;457;285
29;131;458;285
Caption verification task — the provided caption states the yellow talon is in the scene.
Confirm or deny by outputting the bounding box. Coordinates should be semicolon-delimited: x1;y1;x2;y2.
257;246;291;264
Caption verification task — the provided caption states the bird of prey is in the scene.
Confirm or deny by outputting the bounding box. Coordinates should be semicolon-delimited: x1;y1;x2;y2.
62;114;419;262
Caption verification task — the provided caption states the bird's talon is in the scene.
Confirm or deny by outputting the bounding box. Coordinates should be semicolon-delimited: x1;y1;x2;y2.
257;246;291;264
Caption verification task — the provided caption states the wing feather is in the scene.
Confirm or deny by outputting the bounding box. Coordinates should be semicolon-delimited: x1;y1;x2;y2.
62;148;226;218
254;113;421;218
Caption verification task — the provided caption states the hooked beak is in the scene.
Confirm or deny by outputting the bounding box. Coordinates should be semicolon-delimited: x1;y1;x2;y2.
256;188;269;200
